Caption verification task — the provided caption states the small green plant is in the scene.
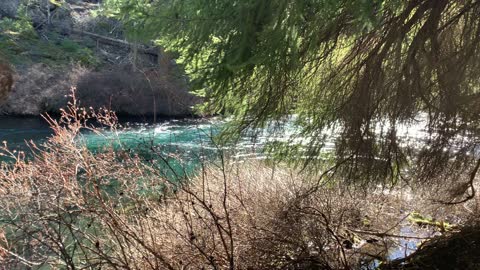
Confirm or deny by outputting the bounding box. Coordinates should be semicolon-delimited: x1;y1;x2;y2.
0;14;38;63
59;39;100;67
0;17;36;38
0;3;100;67
59;38;82;53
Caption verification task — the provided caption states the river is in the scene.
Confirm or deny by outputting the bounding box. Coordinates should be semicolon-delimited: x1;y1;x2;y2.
0;115;268;168
0;115;438;267
0;115;218;149
0;116;52;149
0;115;293;161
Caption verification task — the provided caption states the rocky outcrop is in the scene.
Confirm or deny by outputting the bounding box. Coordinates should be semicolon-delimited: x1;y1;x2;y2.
0;64;199;117
73;67;199;116
0;63;85;115
0;0;21;19
28;0;74;35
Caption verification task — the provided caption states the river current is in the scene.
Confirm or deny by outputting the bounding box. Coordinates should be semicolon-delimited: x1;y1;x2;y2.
0;115;269;167
0;115;439;266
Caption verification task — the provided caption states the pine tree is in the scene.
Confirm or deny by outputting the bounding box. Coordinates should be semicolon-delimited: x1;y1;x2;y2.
108;0;480;191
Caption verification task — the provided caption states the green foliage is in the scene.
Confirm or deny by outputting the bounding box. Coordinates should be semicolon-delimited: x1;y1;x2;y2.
0;19;35;64
106;0;480;185
0;17;36;38
0;11;38;63
0;18;99;67
59;39;100;67
0;1;99;67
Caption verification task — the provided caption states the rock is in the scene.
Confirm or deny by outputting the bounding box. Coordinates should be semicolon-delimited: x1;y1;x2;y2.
0;63;84;115
71;66;199;117
381;226;480;270
27;0;74;34
0;0;21;19
0;64;199;117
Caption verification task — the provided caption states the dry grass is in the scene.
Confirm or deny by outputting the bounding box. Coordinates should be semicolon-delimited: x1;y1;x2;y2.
0;91;478;269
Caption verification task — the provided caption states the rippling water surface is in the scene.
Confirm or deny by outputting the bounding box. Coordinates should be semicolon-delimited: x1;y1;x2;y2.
0;117;52;148
0;116;208;153
0;116;270;166
0;115;435;162
1;115;438;264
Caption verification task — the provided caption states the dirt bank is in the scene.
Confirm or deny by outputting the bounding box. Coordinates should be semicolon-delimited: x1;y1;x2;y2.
0;0;199;117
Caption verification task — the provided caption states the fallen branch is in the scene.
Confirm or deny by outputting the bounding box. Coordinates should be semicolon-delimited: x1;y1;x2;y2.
72;29;159;56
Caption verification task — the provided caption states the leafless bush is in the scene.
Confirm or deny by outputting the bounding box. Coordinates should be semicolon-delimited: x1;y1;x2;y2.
0;91;474;269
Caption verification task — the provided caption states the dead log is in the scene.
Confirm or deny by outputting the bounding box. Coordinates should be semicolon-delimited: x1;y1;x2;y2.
72;29;159;56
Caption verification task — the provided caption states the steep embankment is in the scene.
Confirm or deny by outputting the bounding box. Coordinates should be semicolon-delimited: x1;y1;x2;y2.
0;0;199;117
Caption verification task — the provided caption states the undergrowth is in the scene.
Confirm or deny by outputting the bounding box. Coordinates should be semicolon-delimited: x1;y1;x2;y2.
0;91;478;269
0;15;99;67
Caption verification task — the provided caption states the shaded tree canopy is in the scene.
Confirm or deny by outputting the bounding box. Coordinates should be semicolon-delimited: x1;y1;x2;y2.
107;0;480;188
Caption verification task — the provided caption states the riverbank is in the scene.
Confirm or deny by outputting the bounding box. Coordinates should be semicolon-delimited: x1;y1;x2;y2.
1;95;479;269
0;0;199;117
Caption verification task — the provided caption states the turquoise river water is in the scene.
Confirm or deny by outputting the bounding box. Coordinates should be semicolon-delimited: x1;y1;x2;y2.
0;115;431;266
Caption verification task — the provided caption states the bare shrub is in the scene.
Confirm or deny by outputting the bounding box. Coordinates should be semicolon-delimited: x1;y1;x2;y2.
0;91;474;269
